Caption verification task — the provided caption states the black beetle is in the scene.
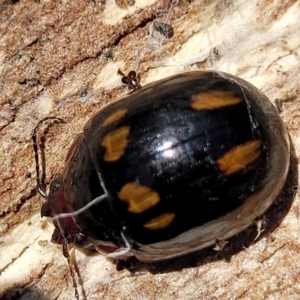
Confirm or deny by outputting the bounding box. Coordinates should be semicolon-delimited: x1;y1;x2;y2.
33;70;290;299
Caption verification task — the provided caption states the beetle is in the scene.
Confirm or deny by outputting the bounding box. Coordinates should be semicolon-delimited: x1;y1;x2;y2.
33;70;290;298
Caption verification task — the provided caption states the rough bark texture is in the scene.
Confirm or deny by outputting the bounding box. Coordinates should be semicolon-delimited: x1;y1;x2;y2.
0;0;300;299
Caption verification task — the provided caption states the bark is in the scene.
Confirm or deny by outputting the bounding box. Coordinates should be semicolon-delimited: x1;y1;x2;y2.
0;0;300;299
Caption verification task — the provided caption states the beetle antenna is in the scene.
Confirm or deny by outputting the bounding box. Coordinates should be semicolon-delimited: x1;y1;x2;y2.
62;240;80;300
52;193;108;221
32;117;65;198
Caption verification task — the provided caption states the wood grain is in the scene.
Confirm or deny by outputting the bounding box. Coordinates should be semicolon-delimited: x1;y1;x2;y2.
0;0;299;299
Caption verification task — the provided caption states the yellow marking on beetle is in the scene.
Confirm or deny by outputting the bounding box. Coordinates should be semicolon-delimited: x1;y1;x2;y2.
143;212;175;230
190;91;242;110
217;140;262;175
101;126;130;162
102;109;128;127
118;182;160;213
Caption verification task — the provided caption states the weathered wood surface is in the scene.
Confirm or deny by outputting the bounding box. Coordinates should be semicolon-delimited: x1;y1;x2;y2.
0;0;300;299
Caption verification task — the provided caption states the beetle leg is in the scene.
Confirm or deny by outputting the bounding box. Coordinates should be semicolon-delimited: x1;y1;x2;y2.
62;240;80;300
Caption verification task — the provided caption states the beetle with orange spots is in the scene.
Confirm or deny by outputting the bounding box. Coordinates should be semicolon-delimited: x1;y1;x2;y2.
33;71;290;299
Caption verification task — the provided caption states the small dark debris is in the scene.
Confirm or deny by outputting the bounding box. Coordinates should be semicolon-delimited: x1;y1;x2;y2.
115;0;135;9
81;87;88;97
153;21;174;38
103;49;114;60
15;53;22;60
17;78;40;86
